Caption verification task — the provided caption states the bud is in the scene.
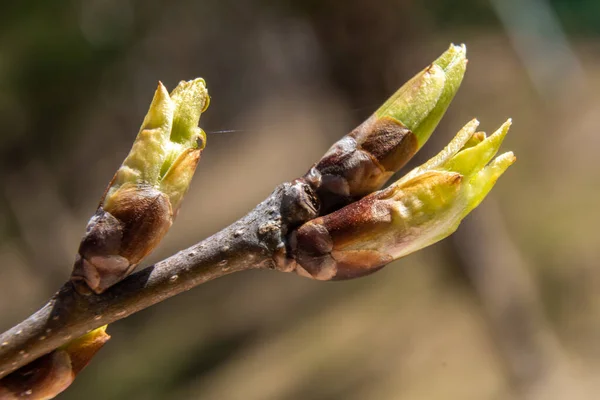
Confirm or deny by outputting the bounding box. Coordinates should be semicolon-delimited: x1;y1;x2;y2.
291;119;515;280
0;326;110;400
306;44;467;213
72;79;209;294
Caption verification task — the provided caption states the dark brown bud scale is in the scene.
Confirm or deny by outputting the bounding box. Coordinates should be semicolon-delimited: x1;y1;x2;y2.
0;327;110;399
328;251;390;280
0;351;73;400
281;180;320;227
356;116;418;172
292;191;394;281
72;184;172;294
307;115;417;214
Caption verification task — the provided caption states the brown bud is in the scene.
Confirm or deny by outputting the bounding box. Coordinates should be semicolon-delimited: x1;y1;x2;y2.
305;44;467;214
70;78;208;294
0;327;109;400
307;115;416;213
72;184;172;294
291;191;395;280
0;351;73;400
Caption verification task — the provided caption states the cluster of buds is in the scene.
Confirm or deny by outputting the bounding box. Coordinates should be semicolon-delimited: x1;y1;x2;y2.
71;79;210;294
285;44;516;280
0;327;109;399
290;119;515;280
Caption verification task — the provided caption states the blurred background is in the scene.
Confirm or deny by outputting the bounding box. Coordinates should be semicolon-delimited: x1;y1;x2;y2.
1;0;599;399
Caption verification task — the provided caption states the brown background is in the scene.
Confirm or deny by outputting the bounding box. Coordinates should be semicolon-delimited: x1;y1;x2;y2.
1;1;599;399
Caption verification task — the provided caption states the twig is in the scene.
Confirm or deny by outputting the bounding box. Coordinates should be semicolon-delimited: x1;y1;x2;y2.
0;182;300;378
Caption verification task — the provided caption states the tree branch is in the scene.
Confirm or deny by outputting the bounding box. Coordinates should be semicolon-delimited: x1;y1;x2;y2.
0;46;516;400
0;182;299;378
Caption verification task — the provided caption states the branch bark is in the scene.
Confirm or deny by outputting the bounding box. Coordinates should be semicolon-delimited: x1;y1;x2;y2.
0;182;303;378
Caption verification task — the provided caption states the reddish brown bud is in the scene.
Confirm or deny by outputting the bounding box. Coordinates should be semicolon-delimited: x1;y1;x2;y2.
307;115;416;212
0;351;73;400
292;191;396;280
72;184;172;294
0;327;109;400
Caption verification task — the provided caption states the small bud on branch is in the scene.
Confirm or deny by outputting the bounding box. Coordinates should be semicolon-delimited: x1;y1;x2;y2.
307;44;467;213
0;327;109;400
71;79;210;294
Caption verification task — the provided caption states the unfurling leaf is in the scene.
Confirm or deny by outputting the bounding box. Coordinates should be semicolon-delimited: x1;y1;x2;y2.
0;327;110;400
290;119;515;280
71;79;210;294
306;44;467;213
